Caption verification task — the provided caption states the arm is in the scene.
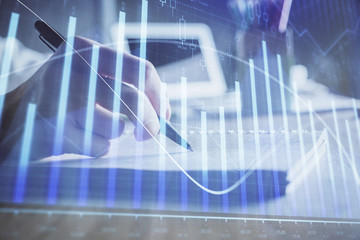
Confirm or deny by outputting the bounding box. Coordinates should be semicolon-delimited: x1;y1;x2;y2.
0;36;171;162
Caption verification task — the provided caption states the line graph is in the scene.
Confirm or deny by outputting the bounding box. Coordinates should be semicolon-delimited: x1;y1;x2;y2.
3;1;360;218
288;17;360;56
286;0;360;57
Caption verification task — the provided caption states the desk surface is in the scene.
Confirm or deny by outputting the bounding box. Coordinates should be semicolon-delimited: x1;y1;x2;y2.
1;108;359;220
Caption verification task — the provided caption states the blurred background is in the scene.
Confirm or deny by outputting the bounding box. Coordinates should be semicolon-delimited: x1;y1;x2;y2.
1;0;359;98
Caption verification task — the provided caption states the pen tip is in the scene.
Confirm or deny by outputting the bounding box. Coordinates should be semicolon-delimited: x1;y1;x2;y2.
188;145;193;152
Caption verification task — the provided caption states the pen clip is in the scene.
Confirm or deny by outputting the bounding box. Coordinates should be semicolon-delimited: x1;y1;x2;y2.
39;34;57;52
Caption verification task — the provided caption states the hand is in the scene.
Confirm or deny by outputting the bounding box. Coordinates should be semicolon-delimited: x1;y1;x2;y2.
1;36;171;160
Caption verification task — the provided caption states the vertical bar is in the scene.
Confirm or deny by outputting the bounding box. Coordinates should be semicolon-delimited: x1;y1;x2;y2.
133;0;149;209
263;41;281;214
181;76;188;211
345;120;360;210
201;111;208;212
235;81;247;213
78;45;99;206
293;84;312;216
52;16;77;155
308;103;326;217
179;16;186;43
249;59;264;214
107;10;126;208
277;54;297;215
158;83;167;210
353;99;360;156
47;16;77;204
331;101;352;218
83;45;99;155
13;103;36;203
0;13;19;124
112;11;126;138
219;106;229;213
324;129;339;217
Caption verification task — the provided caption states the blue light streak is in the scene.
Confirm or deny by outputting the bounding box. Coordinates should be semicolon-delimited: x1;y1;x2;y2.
48;16;76;205
249;58;264;214
158;84;167;210
308;103;326;217
78;45;99;206
324;129;339;217
219;107;229;213
201;111;208;212
262;41;280;214
136;0;148;136
112;11;126;138
235;81;247;213
181;76;188;211
13;103;36;203
277;54;297;216
107;11;126;208
0;12;19;124
353;99;360;151
293;84;312;216
83;45;99;155
345;120;360;210
133;0;148;209
331;101;351;218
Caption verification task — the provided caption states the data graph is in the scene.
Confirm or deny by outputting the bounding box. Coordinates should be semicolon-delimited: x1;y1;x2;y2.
0;1;360;239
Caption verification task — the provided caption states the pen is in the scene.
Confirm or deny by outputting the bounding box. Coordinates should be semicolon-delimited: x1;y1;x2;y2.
34;20;193;152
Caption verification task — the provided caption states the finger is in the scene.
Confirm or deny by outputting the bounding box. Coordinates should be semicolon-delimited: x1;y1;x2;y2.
95;81;160;141
73;105;125;139
93;104;125;139
61;37;172;121
139;62;172;121
62;123;110;157
94;47;171;120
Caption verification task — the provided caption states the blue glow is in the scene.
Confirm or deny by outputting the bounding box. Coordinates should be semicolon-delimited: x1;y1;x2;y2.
324;129;340;217
83;45;99;155
107;11;126;208
133;169;142;209
262;41;280;214
181;76;188;211
353;99;360;150
277;54;297;216
13;103;36;203
2;0;360;227
112;11;126;137
308;104;326;217
345;120;360;210
133;0;148;209
331;102;352;218
158;84;167;210
249;59;264;214
235;81;247;213
201;111;208;212
219;106;229;213
78;45;99;206
0;12;19;124
351;99;360;186
293;84;312;216
136;0;148;138
106;168;116;208
53;16;77;155
48;16;77;205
